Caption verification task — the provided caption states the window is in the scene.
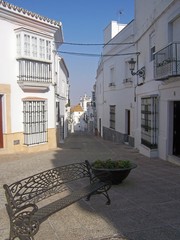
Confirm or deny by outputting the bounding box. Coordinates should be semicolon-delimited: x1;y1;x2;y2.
16;34;21;55
150;31;155;61
24;34;30;56
46;40;51;60
32;36;37;58
39;38;45;59
109;67;115;86
16;31;52;61
56;101;60;123
141;96;158;149
110;105;115;129
23;100;48;145
110;67;114;82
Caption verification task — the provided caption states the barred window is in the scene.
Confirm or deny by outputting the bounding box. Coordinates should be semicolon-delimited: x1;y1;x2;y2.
23;100;48;145
110;105;115;129
141;96;158;149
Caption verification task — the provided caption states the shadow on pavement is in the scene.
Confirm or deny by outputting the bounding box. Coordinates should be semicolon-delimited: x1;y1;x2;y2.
1;132;180;240
49;132;180;240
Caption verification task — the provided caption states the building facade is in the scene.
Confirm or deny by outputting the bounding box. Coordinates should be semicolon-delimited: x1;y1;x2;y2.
95;0;180;164
96;20;135;145
55;57;70;143
134;0;180;163
0;1;69;153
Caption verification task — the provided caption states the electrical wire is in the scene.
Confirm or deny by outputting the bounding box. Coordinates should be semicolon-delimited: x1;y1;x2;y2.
55;41;135;46
58;50;140;57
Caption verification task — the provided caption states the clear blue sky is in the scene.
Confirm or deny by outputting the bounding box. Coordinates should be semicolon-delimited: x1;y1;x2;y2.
8;0;134;105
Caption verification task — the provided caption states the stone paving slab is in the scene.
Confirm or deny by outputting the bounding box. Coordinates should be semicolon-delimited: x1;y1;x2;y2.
0;132;180;240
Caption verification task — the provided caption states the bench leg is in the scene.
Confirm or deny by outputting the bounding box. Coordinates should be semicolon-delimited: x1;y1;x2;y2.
10;212;39;240
102;191;111;205
85;194;91;202
85;191;111;205
9;233;35;240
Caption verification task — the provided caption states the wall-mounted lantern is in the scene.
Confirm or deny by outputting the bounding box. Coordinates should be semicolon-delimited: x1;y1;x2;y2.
128;58;145;80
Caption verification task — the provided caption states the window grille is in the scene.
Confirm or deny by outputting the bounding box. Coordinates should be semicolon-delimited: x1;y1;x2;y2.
141;96;158;149
23;100;48;145
18;60;52;82
110;105;115;129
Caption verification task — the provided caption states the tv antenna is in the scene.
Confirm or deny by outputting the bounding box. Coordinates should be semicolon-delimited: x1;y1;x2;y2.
117;9;124;22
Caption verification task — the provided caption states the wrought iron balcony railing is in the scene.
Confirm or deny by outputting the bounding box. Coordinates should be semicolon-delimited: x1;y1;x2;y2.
17;59;52;82
154;42;180;80
17;59;52;91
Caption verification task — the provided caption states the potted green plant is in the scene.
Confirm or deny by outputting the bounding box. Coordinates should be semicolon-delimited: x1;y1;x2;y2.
91;159;137;185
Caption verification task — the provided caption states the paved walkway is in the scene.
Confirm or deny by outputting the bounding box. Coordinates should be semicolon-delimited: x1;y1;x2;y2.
0;132;180;240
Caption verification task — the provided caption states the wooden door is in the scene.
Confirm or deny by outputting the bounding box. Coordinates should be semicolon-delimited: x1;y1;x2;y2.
173;101;180;156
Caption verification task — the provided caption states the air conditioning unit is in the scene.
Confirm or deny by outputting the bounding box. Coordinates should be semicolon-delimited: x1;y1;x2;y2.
109;82;116;87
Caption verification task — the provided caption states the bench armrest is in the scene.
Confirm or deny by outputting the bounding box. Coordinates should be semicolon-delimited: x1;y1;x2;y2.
14;203;38;216
11;203;39;239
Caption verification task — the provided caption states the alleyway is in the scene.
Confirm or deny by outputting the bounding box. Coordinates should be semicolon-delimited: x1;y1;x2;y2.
0;132;180;240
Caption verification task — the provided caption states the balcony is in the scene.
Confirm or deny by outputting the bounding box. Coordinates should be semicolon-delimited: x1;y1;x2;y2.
154;42;180;80
17;59;52;92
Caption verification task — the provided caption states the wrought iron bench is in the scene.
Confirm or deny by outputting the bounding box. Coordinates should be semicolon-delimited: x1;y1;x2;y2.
3;160;111;240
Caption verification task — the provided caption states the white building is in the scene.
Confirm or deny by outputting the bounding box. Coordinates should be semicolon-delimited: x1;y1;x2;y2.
96;20;135;143
134;0;180;163
95;0;180;164
0;1;69;153
80;93;91;112
70;104;86;132
55;57;70;143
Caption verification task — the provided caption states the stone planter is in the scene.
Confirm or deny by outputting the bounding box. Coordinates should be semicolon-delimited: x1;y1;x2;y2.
92;163;137;185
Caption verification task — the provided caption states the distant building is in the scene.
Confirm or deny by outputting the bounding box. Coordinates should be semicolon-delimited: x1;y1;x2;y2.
0;1;69;153
70;104;87;132
80;94;91;112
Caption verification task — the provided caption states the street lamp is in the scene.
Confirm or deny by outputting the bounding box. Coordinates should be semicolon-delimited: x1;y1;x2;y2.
128;58;145;79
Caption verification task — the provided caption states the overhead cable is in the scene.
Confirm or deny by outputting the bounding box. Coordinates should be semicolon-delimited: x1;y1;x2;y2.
58;50;140;57
55;41;135;46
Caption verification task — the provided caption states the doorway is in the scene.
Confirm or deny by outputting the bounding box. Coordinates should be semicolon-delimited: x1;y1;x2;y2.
125;109;130;137
173;101;180;157
99;118;101;137
60;116;64;143
0;95;3;148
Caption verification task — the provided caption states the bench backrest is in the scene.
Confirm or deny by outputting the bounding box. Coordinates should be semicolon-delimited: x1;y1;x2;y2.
4;161;92;209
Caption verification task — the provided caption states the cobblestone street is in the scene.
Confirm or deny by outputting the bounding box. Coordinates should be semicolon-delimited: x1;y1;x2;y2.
0;132;180;240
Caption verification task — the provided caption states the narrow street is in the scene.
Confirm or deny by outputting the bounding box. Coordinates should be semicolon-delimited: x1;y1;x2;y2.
1;132;180;240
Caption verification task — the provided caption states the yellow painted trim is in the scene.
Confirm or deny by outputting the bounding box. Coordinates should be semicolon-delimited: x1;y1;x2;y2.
0;84;11;133
0;128;57;154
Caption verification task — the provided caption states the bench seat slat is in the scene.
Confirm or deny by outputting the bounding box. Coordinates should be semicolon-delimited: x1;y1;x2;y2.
33;181;106;223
